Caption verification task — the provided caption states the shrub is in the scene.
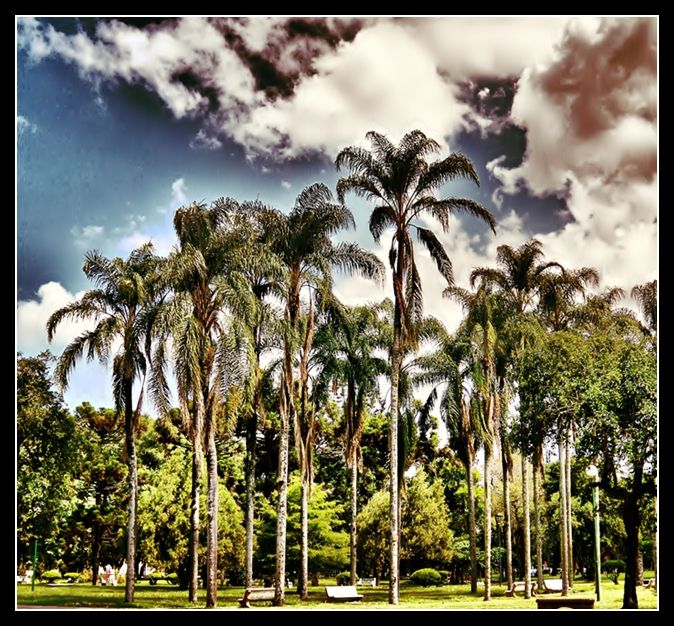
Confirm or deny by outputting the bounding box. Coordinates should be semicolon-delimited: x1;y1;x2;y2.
438;570;451;585
64;572;80;583
41;570;62;582
602;560;626;585
410;568;442;587
336;571;352;586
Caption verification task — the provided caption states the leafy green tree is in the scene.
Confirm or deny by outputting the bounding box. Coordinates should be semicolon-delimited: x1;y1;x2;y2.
47;244;161;602
337;129;495;604
17;352;80;574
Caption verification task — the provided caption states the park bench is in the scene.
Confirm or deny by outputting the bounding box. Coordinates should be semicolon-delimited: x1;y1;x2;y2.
238;587;276;608
541;578;563;593
505;581;537;597
325;585;364;603
643;578;656;589
357;577;377;587
536;596;595;609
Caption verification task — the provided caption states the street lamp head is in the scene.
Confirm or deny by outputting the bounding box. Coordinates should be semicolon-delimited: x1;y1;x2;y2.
586;464;599;481
495;513;504;524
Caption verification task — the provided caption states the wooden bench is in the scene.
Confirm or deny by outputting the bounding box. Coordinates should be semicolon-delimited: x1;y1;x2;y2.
325;585;364;603
541;578;563;593
537;596;595;609
505;581;537;597
238;587;276;608
643;578;656;589
357;577;377;587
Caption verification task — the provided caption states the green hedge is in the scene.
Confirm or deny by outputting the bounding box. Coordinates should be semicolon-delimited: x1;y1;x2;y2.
410;568;442;587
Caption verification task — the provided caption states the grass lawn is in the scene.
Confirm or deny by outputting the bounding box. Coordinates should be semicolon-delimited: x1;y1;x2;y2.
17;575;657;610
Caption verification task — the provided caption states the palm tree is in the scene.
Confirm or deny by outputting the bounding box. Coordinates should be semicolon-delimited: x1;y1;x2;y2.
256;183;384;605
312;303;387;585
336;130;495;603
631;279;657;335
471;239;569;597
47;244;161;603
151;200;255;607
445;284;500;601
413;325;483;593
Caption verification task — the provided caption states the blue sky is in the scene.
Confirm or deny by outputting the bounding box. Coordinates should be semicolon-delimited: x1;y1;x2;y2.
16;17;657;411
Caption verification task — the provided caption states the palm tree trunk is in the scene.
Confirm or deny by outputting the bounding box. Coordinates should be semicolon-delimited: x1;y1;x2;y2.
466;449;478;594
188;432;202;602
123;379;137;604
388;326;401;605
349;460;358;586
205;427;219;608
274;371;291;607
565;428;573;587
483;445;492;602
533;452;544;591
522;456;532;598
298;483;309;599
558;431;569;596
244;412;257;588
501;451;513;589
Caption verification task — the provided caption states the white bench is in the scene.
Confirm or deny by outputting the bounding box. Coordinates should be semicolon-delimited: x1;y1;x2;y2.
541;578;563;593
238;587;276;608
505;580;537;597
357;577;377;587
325;585;364;603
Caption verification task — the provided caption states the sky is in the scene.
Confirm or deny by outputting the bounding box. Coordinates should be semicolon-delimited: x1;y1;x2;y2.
16;16;658;412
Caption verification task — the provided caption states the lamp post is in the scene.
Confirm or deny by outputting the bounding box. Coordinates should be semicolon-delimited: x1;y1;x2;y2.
586;465;601;602
495;513;503;585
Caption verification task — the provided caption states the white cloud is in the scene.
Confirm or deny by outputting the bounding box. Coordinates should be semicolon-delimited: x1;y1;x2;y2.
70;224;105;248
171;177;187;204
17;282;92;355
280;180;291;189
189;129;223;150
17;115;37;135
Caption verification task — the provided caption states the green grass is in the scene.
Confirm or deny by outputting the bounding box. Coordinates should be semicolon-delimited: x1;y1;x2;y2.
17;576;657;609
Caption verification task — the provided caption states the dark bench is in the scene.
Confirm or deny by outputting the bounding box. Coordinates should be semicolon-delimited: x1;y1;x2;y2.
537;597;595;610
325;585;364;603
505;581;537;597
238;587;275;608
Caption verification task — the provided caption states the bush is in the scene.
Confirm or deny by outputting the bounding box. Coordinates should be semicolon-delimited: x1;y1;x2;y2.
41;570;62;582
336;571;352;586
438;570;451;585
64;572;80;583
410;568;442;587
602;560;626;584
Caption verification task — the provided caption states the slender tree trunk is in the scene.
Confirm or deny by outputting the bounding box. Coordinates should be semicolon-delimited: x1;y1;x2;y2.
466;450;478;594
388;327;401;605
298;483;309;599
350;460;358;586
123;379;137;604
91;523;101;586
501;451;513;589
653;528;657;591
636;549;644;586
483;446;492;601
274;374;291;606
188;432;202;602
522;456;532;598
558;431;569;596
533;453;544;591
565;428;574;587
244;412;257;588
205;427;219;608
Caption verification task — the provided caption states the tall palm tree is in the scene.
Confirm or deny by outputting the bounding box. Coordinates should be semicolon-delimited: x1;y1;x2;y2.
47;244;161;603
151;200;254;607
445;283;500;601
256;183;384;605
414;326;483;593
471;239;567;597
336;130;495;603
312;303;387;585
